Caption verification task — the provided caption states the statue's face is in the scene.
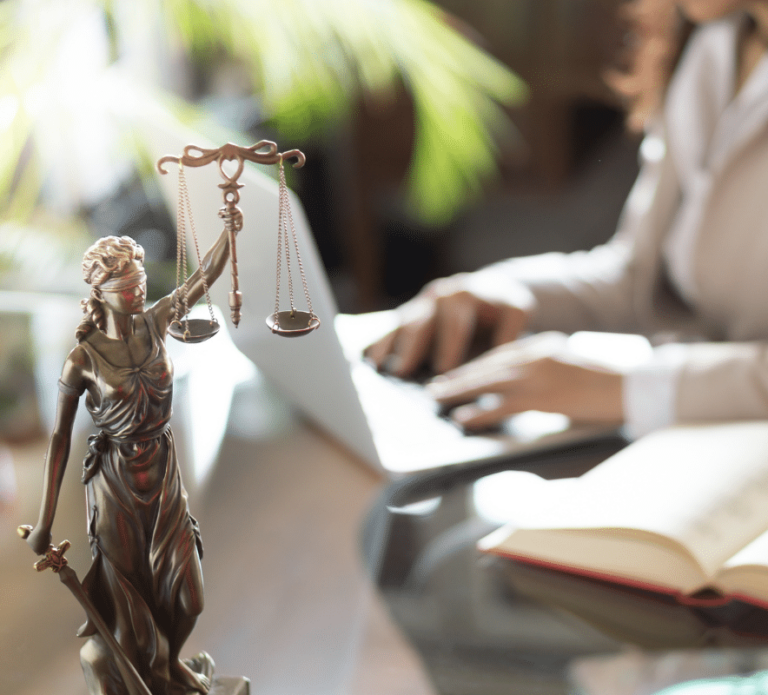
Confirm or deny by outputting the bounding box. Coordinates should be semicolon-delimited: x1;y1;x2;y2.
100;259;147;315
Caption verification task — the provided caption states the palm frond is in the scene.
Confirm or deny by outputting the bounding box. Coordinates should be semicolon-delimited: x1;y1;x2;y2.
0;0;528;229
163;0;529;224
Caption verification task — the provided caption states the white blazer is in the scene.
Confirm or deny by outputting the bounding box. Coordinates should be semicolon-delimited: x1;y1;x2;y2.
479;14;768;430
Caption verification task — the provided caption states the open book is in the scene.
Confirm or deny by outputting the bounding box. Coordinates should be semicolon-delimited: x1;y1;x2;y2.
478;422;768;607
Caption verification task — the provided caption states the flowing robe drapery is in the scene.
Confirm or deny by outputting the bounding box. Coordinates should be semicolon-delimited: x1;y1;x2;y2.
77;314;202;694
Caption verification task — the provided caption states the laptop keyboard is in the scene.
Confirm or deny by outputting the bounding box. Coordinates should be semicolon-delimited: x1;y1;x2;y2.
351;361;466;441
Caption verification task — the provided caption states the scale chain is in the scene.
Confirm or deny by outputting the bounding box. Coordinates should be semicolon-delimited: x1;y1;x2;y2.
275;160;314;327
188;189;216;327
283;184;295;313
175;165;190;333
274;176;284;320
288;187;313;320
174;164;220;341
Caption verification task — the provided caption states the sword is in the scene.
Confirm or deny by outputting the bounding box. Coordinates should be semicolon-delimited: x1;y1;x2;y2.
18;525;153;695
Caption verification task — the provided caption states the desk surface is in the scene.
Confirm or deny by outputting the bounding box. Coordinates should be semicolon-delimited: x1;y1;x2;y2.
0;377;436;695
6;371;768;695
366;444;768;695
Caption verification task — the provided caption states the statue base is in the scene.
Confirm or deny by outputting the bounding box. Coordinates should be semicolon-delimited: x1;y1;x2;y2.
209;676;251;694
81;639;249;695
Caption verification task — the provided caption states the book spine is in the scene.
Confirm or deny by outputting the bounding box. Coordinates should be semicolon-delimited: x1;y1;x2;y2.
484;548;767;608
484;547;682;595
492;549;768;610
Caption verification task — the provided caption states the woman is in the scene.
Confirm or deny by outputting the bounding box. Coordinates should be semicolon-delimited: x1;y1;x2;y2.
366;0;768;438
25;226;231;694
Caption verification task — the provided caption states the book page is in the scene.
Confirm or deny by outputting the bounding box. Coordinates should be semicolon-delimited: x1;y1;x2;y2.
479;525;706;593
482;422;768;580
715;528;768;603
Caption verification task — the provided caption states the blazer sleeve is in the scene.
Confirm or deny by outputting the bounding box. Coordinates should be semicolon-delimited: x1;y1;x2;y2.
619;339;768;436
672;342;768;422
474;126;688;337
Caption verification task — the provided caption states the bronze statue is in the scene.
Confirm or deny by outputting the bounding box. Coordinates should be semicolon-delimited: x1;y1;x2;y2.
24;231;230;694
20;141;312;695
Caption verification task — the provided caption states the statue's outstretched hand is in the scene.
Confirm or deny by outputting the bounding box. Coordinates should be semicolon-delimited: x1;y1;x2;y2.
19;524;52;556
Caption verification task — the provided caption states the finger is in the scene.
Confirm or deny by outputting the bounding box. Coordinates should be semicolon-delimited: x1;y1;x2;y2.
433;341;536;381
492;305;526;347
434;355;514;386
450;396;521;431
390;315;436;377
363;329;399;370
432;295;478;374
427;368;522;406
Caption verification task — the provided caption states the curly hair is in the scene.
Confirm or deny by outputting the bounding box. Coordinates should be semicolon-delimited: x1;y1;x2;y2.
606;0;694;132
76;236;145;341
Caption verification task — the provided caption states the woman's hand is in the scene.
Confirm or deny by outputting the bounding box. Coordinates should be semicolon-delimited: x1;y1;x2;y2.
426;333;624;430
364;273;533;378
25;524;52;556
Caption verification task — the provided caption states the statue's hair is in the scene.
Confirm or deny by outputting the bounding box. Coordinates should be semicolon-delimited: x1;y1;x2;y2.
76;236;145;341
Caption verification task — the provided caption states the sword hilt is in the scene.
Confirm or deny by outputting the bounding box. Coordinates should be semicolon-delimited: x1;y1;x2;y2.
17;527;153;695
18;525;71;573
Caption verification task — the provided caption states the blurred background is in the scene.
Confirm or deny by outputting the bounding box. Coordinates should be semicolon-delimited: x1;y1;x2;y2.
0;0;642;443
0;2;646;693
0;0;640;304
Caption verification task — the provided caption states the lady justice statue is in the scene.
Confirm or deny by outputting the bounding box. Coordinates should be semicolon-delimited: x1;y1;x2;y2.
19;142;312;695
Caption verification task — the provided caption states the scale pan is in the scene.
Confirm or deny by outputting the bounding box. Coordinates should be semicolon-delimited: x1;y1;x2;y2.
266;310;321;337
168;319;221;343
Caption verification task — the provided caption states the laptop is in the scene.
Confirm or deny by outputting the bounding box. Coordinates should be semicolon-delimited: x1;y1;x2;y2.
138;115;645;477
